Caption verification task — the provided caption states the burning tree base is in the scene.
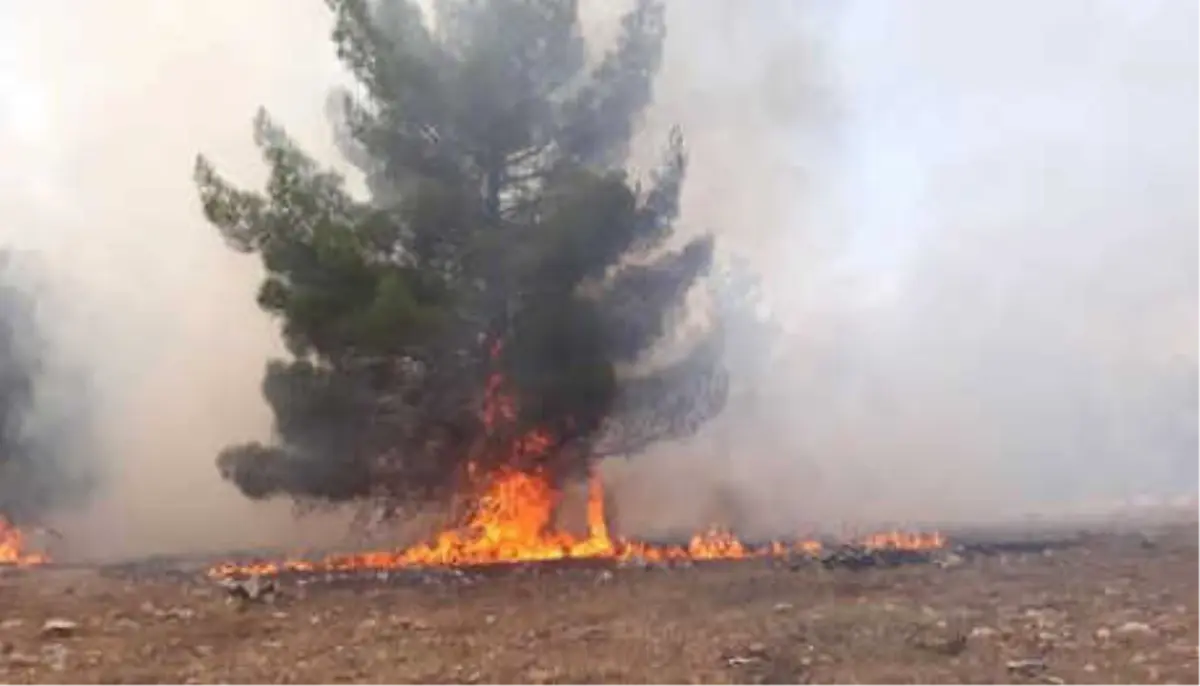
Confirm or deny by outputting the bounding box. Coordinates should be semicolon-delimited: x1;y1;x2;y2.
205;347;946;584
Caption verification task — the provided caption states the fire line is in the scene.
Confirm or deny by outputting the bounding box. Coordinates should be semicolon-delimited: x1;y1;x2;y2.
209;350;945;580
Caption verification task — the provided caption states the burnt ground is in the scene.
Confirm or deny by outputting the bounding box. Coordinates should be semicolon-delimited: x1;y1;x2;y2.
0;523;1194;684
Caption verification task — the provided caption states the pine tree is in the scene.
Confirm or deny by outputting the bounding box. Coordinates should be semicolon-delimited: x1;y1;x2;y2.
194;0;727;510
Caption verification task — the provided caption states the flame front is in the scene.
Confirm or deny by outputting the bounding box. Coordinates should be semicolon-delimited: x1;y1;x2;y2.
208;467;946;579
0;518;48;566
208;354;946;579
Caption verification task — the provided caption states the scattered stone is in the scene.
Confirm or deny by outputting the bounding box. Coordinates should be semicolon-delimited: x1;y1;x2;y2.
164;607;195;621
1114;621;1155;637
40;618;78;638
221;574;278;603
1083;663;1096;673
969;626;997;639
727;656;759;666
934;551;965;569
484;614;497;626
1094;627;1111;641
0;619;23;631
773;602;794;613
1006;658;1048;677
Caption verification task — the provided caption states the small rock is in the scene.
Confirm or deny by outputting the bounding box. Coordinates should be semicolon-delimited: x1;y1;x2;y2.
164;607;195;621
40;618;78;638
1115;621;1155;637
194;645;214;658
0;619;24;631
1094;627;1111;641
594;570;614;585
934;551;965;568
1007;658;1047;677
1044;676;1065;685
1083;663;1096;673
746;642;768;658
221;574;278;603
271;611;289;620
484;614;497;626
969;626;998;639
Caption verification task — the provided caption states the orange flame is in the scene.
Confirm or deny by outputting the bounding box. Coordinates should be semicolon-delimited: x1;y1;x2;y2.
0;518;48;566
208;468;947;579
860;530;945;550
207;351;945;579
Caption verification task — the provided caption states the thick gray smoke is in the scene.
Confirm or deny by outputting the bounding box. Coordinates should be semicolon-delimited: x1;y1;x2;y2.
0;0;1193;557
0;251;94;524
611;0;1198;535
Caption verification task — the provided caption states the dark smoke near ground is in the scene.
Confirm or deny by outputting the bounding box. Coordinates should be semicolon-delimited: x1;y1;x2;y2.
0;251;95;525
195;0;737;513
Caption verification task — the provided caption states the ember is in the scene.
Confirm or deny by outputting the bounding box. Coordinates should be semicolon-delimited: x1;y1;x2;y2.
0;517;48;566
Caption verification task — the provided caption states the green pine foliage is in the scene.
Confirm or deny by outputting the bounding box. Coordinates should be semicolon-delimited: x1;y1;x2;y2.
195;0;727;507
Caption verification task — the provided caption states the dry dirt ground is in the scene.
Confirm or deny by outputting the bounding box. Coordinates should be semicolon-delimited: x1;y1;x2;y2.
0;524;1195;684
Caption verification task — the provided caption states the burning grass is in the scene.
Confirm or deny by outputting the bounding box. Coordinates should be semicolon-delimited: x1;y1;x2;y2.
0;518;47;567
207;466;945;580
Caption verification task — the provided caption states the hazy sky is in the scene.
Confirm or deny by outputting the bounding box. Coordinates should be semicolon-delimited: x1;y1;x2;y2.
0;0;1194;551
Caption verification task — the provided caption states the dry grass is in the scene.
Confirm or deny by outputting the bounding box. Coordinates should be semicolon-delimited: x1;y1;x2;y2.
0;524;1194;684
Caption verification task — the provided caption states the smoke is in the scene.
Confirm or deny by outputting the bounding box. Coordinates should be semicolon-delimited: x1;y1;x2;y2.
0;251;95;523
0;0;359;559
610;0;1198;535
0;0;1193;557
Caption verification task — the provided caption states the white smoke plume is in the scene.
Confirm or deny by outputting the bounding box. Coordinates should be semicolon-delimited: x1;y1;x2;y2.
0;0;1193;557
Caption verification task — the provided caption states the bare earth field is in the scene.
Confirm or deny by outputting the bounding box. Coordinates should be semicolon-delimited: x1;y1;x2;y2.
0;524;1195;684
